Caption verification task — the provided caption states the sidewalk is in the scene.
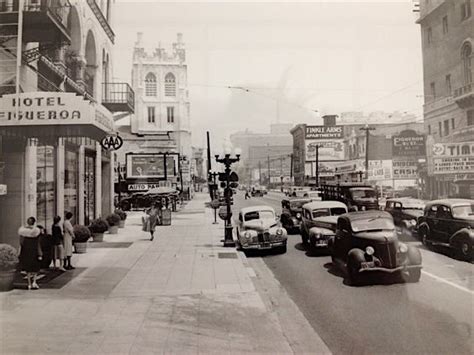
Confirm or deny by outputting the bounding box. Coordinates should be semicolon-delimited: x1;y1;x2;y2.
0;193;329;354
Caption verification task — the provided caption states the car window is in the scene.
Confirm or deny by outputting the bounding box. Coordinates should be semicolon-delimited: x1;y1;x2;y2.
337;218;350;233
452;204;474;219
330;207;347;216
244;210;274;221
427;205;438;217
312;208;330;218
239;213;243;222
351;217;395;232
436;205;451;219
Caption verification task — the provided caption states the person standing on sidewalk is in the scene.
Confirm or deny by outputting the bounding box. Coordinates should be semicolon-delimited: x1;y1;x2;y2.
145;202;161;241
52;216;66;271
63;212;75;270
18;217;42;290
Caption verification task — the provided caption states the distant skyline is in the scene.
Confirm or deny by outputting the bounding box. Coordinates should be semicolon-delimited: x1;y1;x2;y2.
113;1;423;150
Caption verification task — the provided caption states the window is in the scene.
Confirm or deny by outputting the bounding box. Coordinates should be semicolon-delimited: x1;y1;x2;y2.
167;106;174;123
426;27;433;45
445;74;452;95
430;82;436;99
442;16;448;34
461;0;472;20
147;106;155;123
451;118;455;130
444;119;450;136
37;146;56;234
462;43;472;85
164;73;176;97
145;73;157;96
438;121;442;136
468;110;474;126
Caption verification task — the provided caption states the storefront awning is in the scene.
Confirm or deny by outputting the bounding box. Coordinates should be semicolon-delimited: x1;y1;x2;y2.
0;92;115;140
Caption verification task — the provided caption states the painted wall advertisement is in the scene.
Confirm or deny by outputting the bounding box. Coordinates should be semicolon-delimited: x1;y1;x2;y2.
305;125;344;161
392;130;425;157
393;159;418;179
368;160;392;181
432;142;474;174
126;154;177;179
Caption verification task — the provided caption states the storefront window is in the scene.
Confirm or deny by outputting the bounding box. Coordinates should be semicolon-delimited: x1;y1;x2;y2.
37;146;56;233
84;153;95;225
65;149;78;223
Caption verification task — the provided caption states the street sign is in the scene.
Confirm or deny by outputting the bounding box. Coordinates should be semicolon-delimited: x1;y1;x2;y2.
229;182;239;188
218;206;232;220
100;134;123;151
210;199;220;209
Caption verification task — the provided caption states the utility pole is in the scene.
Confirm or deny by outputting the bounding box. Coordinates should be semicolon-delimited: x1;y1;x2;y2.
309;144;322;188
267;155;271;187
360;125;376;181
280;156;284;192
258;161;262;185
290;154;293;181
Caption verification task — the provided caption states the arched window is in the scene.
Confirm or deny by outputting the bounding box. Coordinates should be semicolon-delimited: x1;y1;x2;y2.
145;73;157;96
462;43;472;85
164;73;176;97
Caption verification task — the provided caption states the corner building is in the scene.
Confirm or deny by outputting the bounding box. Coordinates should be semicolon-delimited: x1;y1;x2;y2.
417;0;474;198
0;0;134;247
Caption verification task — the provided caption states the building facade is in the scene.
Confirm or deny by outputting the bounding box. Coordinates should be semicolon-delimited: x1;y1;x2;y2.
115;32;192;195
417;0;474;199
0;0;133;247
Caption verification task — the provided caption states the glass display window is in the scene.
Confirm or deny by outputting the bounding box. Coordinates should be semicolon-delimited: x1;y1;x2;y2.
36;145;56;233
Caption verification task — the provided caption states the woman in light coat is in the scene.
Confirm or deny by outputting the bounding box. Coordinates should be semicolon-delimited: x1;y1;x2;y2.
63;212;75;270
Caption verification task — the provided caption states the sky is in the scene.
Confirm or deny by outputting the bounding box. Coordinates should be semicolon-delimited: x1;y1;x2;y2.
112;1;423;150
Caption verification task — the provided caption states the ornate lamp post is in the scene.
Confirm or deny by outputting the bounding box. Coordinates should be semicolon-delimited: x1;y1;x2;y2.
215;149;241;247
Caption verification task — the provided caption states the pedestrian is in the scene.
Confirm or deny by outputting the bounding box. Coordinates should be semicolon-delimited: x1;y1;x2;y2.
145;202;161;241
52;216;66;271
63;212;75;270
245;189;250;199
38;225;53;270
18;217;42;290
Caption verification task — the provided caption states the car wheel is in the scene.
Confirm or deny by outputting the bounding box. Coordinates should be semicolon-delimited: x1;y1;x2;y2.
347;262;361;286
278;245;287;254
301;228;308;245
406;269;421;283
420;229;432;247
458;240;473;262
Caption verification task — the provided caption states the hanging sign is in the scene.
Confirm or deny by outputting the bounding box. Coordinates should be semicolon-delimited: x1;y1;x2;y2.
101;134;123;151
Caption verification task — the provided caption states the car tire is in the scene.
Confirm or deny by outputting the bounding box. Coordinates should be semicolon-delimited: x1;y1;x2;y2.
301;229;308;245
277;245;287;254
347;249;365;286
406;269;421;283
457;239;473;262
347;262;361;286
420;229;432;247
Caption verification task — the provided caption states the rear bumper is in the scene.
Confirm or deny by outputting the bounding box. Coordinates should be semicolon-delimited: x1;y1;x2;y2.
358;263;422;274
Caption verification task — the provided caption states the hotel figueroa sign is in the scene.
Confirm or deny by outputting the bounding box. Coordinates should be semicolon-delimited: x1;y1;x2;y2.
0;92;114;134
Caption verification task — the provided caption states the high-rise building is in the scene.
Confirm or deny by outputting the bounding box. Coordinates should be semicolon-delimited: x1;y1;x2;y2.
417;0;474;198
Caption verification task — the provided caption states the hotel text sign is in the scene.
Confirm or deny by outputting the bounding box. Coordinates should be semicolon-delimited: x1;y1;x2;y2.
0;92;114;133
305;125;343;139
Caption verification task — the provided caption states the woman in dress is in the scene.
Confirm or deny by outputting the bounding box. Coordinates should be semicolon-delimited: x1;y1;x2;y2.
63;212;75;270
52;216;66;271
146;202;161;241
18;217;42;290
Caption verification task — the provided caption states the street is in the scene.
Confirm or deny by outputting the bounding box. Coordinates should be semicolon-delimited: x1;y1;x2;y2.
234;191;474;355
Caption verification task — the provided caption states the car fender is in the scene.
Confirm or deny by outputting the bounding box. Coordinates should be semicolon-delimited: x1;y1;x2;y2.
308;226;334;238
347;248;366;269
406;245;422;265
449;228;474;248
418;222;430;235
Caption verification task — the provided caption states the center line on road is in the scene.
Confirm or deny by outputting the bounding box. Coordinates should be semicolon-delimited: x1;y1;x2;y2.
421;270;474;295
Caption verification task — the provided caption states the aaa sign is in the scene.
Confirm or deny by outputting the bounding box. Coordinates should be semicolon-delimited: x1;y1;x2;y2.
101;135;123;151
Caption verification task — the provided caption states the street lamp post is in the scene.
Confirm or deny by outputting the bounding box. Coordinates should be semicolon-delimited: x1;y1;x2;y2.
215;152;240;247
360;125;376;181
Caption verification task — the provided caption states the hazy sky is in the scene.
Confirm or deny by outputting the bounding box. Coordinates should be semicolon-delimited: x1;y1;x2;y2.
113;1;423;149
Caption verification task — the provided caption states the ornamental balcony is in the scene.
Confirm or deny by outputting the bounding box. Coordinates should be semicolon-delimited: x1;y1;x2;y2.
86;0;114;44
102;83;135;113
453;83;474;109
0;0;71;45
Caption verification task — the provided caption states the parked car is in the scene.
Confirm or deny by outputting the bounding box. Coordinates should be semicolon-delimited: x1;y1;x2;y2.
417;199;474;261
302;190;322;201
384;198;425;238
235;205;288;253
261;186;268;195
329;210;422;285
300;201;348;250
280;197;312;233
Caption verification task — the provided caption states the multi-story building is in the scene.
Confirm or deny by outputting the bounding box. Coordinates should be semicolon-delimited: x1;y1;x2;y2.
115;32;192;195
417;0;474;198
0;0;134;246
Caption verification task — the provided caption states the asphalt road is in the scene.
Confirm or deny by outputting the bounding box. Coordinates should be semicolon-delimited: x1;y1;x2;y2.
233;191;474;355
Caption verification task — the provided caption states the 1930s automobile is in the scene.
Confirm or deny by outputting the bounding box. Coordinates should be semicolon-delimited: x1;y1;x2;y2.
280;197;311;233
236;206;288;253
384;198;425;238
329;210;422;285
417;199;474;261
300;201;348;250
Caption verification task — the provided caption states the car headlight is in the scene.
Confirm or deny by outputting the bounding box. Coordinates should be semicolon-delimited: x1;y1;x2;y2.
361;206;366;211
410;219;417;226
276;228;283;236
243;231;252;240
296;213;301;219
365;246;375;256
314;233;321;240
399;243;408;253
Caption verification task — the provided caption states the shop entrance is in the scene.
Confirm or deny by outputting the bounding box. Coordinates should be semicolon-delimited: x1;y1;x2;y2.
84;152;96;225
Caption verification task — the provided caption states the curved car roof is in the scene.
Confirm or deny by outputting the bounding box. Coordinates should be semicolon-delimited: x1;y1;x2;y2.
303;201;348;210
340;210;392;221
240;205;276;214
283;197;312;202
425;198;474;208
386;197;425;204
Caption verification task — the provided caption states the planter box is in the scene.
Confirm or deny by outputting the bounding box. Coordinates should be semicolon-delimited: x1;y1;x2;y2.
118;220;125;228
74;242;88;254
0;269;16;292
108;225;119;234
92;233;104;242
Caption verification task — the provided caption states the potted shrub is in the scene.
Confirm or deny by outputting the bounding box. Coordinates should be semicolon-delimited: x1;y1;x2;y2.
106;213;121;234
0;244;19;292
73;225;91;254
88;218;109;242
115;209;127;228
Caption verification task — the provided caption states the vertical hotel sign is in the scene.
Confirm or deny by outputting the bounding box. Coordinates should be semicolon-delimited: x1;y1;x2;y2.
0;92;114;133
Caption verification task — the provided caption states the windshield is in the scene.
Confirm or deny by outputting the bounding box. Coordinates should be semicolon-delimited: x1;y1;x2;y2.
351;217;395;232
402;201;425;210
452;204;474;219
312;207;347;218
350;188;376;199
290;201;307;209
245;210;275;221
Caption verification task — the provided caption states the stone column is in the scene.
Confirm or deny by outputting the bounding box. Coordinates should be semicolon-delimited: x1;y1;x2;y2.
78;140;85;225
95;142;102;218
56;138;65;220
53;46;66;73
24;138;37;220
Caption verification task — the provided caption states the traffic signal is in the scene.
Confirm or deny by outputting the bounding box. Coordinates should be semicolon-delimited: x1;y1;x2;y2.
229;181;239;189
218;172;227;182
